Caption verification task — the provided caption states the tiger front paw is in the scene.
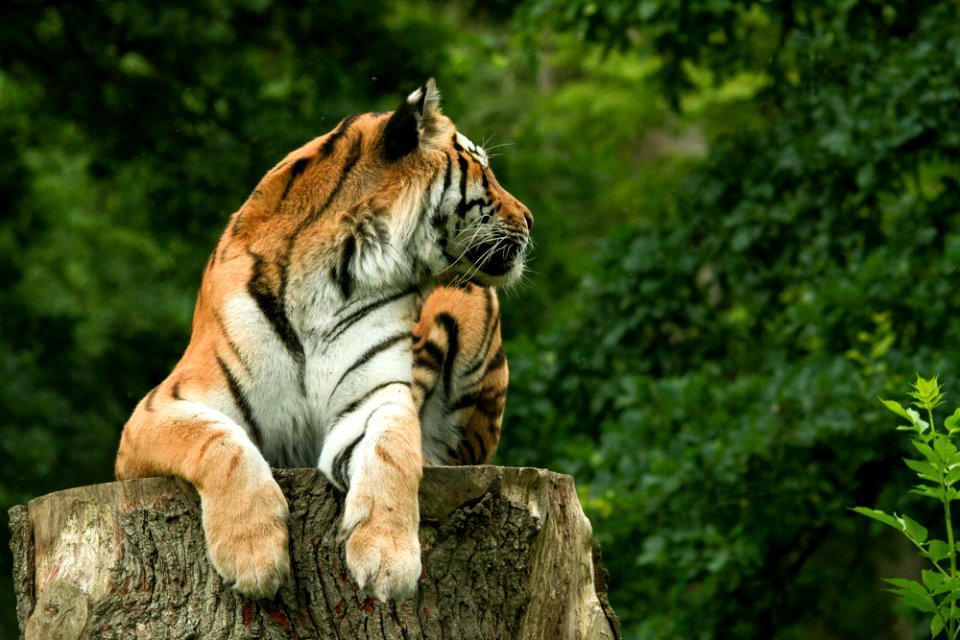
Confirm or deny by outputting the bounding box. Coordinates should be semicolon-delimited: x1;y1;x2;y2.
341;493;421;602
201;478;291;600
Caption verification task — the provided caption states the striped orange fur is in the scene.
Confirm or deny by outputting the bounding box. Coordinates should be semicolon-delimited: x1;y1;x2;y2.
115;79;532;602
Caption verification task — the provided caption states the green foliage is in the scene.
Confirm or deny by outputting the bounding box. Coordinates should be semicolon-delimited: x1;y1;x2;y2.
856;376;960;639
447;35;719;335
520;0;795;107
500;1;960;637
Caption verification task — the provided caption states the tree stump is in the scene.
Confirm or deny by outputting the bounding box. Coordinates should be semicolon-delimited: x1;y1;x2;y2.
8;466;619;639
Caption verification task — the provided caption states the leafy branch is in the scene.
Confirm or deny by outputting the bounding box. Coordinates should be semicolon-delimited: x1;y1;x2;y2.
855;375;960;639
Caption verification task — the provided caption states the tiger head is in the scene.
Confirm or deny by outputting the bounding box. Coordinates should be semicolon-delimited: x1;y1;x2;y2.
237;79;532;300
380;79;534;289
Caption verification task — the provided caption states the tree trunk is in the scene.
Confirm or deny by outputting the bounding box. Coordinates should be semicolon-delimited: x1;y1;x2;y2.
8;466;620;640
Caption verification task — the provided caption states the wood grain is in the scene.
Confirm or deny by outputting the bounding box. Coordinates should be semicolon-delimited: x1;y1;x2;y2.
9;466;620;640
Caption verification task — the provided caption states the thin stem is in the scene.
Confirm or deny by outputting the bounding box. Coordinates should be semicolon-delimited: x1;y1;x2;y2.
938;401;958;638
944;496;956;637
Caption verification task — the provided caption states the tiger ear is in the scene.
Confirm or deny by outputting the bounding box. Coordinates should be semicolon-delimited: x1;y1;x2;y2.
383;78;442;161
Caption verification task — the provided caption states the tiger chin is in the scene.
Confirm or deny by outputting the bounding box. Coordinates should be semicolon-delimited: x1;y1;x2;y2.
114;79;532;602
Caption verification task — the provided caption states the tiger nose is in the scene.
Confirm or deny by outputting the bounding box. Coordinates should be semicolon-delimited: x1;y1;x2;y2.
521;206;534;232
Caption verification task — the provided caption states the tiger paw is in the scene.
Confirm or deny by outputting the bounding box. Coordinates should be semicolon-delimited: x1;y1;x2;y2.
341;495;421;601
201;479;291;600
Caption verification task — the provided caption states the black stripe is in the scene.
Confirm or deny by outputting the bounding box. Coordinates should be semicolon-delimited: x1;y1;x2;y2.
216;354;264;450
296;133;363;236
453;152;490;220
412;379;430;394
415;339;445;367
246;251;306;381
442;153;453;191
475;433;489;463
462;196;490;219
331;332;412;396
462;288;497;377
456;154;470;217
471;432;488;465
478;202;493;225
449;386;505;421
171;380;184;401
445;444;459;462
331;380;411;425
276;123;362;267
450;392;479;411
267;131;364;388
461;435;478;465
326;287;418;344
476;388;507;419
431;155;454;231
435;313;460;391
485;346;507;372
332;431;364;490
333;235;356;300
331;399;402;490
320;114;360;157
280;157;311;201
212;307;253;376
480;315;502;363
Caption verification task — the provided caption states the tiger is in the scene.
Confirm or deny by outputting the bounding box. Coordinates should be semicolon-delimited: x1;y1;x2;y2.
114;79;532;603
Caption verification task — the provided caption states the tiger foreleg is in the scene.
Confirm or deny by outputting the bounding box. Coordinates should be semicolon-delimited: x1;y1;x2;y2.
116;396;290;599
321;387;423;601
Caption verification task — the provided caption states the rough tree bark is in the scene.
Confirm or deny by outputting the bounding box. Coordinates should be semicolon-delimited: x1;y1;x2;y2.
9;466;620;640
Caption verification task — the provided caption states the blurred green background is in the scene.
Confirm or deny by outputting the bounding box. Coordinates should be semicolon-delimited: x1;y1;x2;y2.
2;1;959;637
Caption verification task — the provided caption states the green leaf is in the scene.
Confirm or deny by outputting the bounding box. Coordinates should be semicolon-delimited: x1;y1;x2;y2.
884;577;929;595
943;590;960;605
926;540;952;563
945;466;960;486
881;397;914;421
934;435;958;461
931;577;960;596
914;441;941;464
902;515;929;544
923;569;945;590
946;408;960;433
904;457;940;482
907;408;931;432
885;586;937;613
852;507;904;532
931;613;944;638
911;374;946;411
911;485;945;501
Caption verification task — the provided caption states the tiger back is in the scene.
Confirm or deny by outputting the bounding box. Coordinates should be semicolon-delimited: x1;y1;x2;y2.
114;79;532;603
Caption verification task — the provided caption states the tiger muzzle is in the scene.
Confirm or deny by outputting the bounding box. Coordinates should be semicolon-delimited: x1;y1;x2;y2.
465;237;525;277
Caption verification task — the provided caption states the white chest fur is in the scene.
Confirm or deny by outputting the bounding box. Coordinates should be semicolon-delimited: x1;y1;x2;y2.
213;285;422;468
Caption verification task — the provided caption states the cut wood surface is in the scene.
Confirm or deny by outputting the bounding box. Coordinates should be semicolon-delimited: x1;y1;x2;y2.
9;466;620;640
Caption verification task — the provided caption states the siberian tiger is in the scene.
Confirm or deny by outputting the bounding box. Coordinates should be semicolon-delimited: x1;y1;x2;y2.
114;79;532;603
